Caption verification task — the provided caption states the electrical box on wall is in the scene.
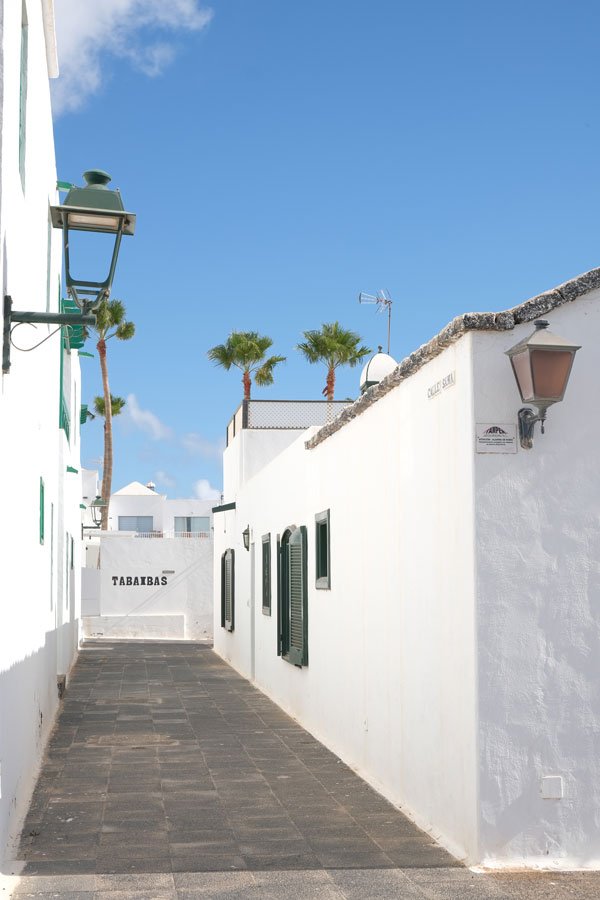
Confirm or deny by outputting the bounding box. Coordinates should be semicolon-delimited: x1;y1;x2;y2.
541;776;563;799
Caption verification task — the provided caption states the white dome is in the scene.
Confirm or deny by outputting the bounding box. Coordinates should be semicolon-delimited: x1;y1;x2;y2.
360;348;398;393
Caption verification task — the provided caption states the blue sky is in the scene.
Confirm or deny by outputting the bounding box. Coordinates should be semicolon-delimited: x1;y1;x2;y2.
53;0;600;499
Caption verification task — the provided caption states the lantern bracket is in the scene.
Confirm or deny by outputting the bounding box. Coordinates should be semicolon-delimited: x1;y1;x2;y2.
518;407;546;450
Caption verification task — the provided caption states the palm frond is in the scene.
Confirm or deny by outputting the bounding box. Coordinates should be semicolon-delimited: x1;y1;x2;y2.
254;355;286;386
93;394;127;417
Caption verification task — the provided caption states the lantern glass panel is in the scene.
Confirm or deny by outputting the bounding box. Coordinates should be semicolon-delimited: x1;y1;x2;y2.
511;350;534;402
530;349;574;401
68;211;122;232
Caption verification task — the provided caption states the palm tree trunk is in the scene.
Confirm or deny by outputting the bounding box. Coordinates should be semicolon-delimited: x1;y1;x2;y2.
243;370;251;400
98;338;112;530
325;366;335;402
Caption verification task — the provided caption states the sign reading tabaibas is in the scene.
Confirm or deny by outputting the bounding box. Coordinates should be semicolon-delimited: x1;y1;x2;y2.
111;575;169;586
476;423;517;453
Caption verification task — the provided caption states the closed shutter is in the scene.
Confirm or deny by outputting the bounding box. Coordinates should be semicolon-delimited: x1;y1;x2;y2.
222;549;235;632
284;526;308;667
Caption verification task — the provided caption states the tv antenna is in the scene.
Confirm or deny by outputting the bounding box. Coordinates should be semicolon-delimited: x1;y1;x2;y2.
358;289;393;354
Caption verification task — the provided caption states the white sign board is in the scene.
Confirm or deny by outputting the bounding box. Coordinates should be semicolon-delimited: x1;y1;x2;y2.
476;423;517;453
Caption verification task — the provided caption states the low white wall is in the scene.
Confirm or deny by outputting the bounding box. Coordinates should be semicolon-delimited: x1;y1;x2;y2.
88;535;213;641
214;336;479;863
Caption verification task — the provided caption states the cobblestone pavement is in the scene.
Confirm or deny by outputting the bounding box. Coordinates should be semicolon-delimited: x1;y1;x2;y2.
4;640;600;899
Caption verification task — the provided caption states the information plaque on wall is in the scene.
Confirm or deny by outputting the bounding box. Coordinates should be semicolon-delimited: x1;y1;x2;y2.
475;423;517;453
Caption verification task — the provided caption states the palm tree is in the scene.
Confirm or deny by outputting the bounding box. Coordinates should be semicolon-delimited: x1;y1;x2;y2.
85;300;135;529
297;322;371;401
208;331;285;400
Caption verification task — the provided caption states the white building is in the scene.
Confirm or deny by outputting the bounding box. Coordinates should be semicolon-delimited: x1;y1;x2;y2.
213;269;600;870
82;478;214;641
0;0;83;859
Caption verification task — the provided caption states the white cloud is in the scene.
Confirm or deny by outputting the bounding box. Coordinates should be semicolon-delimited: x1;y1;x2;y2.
154;470;176;489
182;432;225;460
53;0;213;115
193;479;221;501
124;393;172;440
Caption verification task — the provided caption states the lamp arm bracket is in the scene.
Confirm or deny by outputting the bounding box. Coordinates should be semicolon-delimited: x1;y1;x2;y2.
518;407;547;449
2;295;96;374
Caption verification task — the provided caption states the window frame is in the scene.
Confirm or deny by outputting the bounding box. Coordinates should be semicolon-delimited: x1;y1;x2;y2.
315;509;331;590
39;477;45;545
174;515;210;535
262;533;271;616
117;515;154;534
221;548;235;632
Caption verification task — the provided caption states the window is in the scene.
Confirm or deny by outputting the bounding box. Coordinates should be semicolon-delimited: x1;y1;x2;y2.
262;534;271;615
279;526;308;667
118;516;154;533
39;477;45;544
315;509;330;589
221;549;235;631
174;516;210;535
19;2;28;189
65;531;69;607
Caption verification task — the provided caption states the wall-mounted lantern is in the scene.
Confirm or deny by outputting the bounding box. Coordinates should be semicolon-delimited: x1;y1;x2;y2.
90;496;108;528
2;170;135;374
242;525;250;551
506;320;580;449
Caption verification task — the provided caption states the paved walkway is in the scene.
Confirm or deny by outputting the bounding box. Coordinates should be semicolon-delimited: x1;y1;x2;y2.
5;641;600;898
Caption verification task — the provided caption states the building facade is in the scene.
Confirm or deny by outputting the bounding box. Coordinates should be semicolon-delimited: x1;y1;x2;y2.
213;270;600;869
0;0;83;859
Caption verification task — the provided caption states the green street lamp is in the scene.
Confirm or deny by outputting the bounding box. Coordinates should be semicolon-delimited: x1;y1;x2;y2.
89;495;108;528
2;169;135;374
50;169;136;312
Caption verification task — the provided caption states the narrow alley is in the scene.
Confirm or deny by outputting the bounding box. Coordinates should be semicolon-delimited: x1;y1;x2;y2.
6;642;600;899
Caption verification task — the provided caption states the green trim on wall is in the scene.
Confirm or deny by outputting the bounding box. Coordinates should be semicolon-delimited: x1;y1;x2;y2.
39;477;45;545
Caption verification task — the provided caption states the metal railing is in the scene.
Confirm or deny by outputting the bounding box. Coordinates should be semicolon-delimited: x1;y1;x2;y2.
135;531;211;539
226;399;352;446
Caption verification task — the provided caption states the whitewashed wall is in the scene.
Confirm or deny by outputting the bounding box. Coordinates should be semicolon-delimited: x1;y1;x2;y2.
83;534;213;641
471;295;600;868
214;335;479;863
0;0;81;860
214;290;600;868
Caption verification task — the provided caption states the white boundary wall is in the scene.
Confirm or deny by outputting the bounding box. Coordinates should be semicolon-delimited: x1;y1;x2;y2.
83;535;213;641
213;291;600;868
214;334;479;862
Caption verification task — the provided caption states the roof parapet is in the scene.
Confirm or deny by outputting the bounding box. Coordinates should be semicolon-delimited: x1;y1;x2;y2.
306;267;600;450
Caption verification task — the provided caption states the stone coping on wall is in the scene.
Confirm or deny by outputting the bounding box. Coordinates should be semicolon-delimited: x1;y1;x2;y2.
306;267;600;450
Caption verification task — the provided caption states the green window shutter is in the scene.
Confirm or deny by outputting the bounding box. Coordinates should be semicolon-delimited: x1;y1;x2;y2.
276;535;282;656
61;298;85;350
19;6;28;190
262;534;271;615
315;509;331;589
80;404;89;425
281;526;308;667
39;477;45;545
221;549;235;632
